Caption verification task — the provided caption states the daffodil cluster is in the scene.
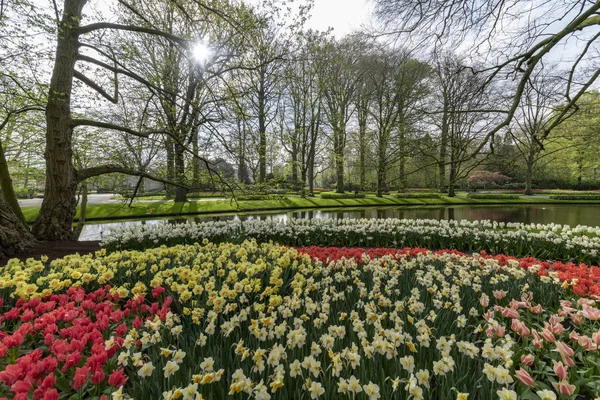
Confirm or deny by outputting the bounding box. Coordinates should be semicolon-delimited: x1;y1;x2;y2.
1;241;600;399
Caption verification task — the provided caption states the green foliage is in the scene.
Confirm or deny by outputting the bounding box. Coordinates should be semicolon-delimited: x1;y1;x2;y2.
320;192;366;199
395;192;442;198
466;193;520;199
12;187;31;199
549;194;600;200
233;194;288;201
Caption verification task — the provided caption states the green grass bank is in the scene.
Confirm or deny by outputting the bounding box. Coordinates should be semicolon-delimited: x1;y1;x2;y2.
20;194;600;224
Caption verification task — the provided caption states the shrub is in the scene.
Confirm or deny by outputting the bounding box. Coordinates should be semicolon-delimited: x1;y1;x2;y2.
550;195;600;200
234;194;287;201
13;187;31;199
467;170;511;187
188;192;226;199
467;193;520;199
396;192;442;198
320;192;366;199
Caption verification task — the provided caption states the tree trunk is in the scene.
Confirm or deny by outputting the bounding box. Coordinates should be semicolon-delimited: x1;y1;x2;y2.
32;0;87;241
438;95;449;192
174;143;187;202
376;137;386;198
258;67;267;183
291;143;298;190
358;120;366;191
0;136;26;223
334;129;345;193
74;180;88;238
192;130;200;190
0;194;35;259
448;163;457;197
398;123;407;191
165;137;175;196
525;152;534;196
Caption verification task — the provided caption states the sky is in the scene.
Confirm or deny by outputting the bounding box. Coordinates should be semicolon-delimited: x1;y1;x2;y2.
303;0;372;37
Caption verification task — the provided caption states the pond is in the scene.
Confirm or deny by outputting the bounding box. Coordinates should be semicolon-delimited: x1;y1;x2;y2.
78;203;600;241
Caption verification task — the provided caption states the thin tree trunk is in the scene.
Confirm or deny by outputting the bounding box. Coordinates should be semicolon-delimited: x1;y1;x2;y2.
74;180;88;238
0;136;26;223
525;153;534;195
192;130;200;190
334;129;345;193
32;0;87;241
398;123;407;191
358;119;366;191
439;96;449;192
174;143;187;202
165;137;175;196
258;67;267;183
448;162;457;197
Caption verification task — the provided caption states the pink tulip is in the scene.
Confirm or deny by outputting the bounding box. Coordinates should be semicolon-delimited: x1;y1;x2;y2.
529;304;543;314
495;325;506;338
560;300;573;308
553;360;568;380
520;354;535;367
502;307;520;319
577;335;597;351
510;299;529;309
551;323;565;335
549;315;562;325
552;380;576;396
569;331;580;342
577;298;594;306
515;368;534;387
571;313;583;325
541;328;556;343
592;331;600;345
554;341;575;358
480;295;489;308
511;319;530;337
532;329;544;348
562;355;575;367
493;290;507;300
581;305;600;320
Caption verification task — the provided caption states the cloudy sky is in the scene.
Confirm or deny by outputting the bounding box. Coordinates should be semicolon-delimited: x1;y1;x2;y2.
303;0;373;37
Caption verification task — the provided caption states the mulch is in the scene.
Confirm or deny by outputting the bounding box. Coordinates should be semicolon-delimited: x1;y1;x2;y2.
0;241;102;266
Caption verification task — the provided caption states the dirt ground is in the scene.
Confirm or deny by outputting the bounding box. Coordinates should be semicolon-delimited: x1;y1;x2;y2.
0;241;101;265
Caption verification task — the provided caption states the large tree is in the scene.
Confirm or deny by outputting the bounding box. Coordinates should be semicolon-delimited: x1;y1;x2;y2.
373;0;600;154
361;48;429;197
320;36;364;193
0;0;253;255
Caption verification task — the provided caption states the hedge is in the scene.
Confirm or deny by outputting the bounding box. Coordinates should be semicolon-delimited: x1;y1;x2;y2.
320;192;366;199
396;192;442;199
466;193;520;199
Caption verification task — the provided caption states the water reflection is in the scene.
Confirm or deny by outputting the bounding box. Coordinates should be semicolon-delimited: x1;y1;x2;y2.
78;204;600;242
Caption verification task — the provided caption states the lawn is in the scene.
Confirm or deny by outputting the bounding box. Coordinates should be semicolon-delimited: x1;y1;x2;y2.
20;195;596;223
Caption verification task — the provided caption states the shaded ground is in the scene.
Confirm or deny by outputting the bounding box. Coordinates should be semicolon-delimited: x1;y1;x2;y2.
0;241;101;266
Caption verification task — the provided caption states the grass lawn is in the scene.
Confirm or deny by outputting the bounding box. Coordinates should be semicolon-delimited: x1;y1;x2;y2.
19;194;600;223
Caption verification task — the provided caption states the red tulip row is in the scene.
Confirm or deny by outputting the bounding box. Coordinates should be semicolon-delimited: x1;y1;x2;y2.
296;246;600;297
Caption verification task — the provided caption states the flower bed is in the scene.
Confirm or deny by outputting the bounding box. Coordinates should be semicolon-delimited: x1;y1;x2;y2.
2;242;600;398
101;218;600;264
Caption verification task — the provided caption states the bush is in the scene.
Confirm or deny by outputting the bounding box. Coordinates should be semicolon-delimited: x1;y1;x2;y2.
549;195;600;200
320;192;366;199
13;187;31;199
467;193;520;199
395;192;442;198
467;171;512;187
234;194;287;201
188;192;226;199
